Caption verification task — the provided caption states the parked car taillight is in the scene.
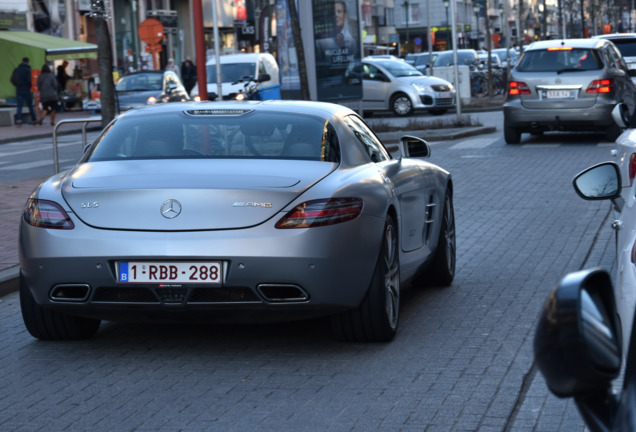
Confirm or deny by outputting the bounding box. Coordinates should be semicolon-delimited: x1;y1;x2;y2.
629;153;636;186
508;81;531;95
586;79;614;93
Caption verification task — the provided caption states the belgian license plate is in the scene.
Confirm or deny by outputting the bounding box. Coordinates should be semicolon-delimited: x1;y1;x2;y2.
118;261;222;284
439;91;451;98
546;90;574;99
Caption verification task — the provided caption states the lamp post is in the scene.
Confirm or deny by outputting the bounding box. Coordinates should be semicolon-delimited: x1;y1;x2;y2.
403;1;410;54
444;0;450;49
444;0;449;25
474;4;480;50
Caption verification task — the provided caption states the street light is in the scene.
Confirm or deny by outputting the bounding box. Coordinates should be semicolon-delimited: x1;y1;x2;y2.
474;4;480;50
444;0;449;25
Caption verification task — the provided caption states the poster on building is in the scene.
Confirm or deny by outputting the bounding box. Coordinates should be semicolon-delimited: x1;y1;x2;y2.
313;0;362;101
275;0;300;92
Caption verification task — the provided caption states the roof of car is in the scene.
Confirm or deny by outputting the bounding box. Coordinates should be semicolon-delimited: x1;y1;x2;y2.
525;38;609;51
594;33;636;40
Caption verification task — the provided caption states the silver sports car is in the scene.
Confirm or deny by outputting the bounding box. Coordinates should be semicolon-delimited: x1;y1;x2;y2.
19;100;455;342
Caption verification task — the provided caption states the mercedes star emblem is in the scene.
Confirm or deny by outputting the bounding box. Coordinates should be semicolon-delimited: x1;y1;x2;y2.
161;199;182;219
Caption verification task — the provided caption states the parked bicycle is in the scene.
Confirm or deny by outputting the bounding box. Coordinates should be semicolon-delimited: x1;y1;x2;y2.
470;69;506;98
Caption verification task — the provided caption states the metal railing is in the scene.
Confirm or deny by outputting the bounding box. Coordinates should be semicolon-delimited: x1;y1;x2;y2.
52;117;102;173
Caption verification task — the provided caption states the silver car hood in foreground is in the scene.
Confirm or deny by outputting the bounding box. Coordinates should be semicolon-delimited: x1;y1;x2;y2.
62;159;337;231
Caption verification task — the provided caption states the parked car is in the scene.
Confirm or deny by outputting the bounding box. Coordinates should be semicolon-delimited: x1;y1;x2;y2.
491;48;520;69
18;100;456;343
407;52;439;74
478;51;502;69
534;267;635;432
432;49;481;71
593;33;636;84
344;57;456;116
115;70;190;111
190;53;281;101
572;162;636;350
503;38;636;144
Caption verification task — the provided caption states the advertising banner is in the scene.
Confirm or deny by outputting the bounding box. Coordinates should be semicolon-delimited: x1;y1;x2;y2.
313;0;362;101
276;0;300;92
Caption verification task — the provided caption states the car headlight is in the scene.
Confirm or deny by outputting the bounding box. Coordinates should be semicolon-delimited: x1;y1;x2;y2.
411;83;432;92
147;96;157;105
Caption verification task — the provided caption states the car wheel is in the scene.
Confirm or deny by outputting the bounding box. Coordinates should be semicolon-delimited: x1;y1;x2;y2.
606;122;622;142
504;117;521;144
390;93;413;116
331;215;400;342
429;189;456;286
20;273;100;340
428;109;448;116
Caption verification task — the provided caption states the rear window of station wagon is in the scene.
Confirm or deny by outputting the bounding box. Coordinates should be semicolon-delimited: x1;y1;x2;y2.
516;48;603;72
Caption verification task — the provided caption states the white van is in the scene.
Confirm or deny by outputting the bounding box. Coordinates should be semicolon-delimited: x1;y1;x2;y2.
190;53;281;100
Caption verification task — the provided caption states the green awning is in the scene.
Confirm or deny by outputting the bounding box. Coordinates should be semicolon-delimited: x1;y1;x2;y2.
0;31;97;60
0;31;98;100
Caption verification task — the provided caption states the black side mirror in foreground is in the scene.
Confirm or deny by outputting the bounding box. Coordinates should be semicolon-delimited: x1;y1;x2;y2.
534;268;622;431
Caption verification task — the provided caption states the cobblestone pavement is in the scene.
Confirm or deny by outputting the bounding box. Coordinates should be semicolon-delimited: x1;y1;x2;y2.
0;113;618;431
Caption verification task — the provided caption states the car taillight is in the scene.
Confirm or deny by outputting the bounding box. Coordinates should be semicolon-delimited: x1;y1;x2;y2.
508;81;530;95
23;199;75;229
275;198;363;229
586;79;614;93
629;153;636;186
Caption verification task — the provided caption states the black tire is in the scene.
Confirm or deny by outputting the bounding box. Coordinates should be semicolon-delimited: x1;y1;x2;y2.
390;93;413;116
428;109;448;116
606;122;622;142
20;273;100;340
504;117;521;144
331;215;400;342
363;111;374;117
429;189;456;286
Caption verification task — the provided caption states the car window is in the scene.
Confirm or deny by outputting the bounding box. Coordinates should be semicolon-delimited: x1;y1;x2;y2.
374;60;422;77
116;73;162;91
85;111;340;163
343;115;390;163
607;39;636;57
206;62;257;83
362;64;386;81
516;48;603;72
434;51;478;67
258;61;268;78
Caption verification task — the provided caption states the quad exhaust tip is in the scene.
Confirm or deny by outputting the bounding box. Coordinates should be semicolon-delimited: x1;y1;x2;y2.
257;284;309;303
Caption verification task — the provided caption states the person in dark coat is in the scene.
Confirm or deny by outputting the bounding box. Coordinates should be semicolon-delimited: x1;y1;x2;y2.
181;57;197;95
56;60;70;92
10;57;37;126
35;64;59;126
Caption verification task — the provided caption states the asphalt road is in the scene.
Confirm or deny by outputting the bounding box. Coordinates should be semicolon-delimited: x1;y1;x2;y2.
0;110;617;431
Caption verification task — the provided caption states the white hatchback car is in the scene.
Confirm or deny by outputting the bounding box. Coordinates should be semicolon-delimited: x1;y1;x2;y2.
346;57;456;116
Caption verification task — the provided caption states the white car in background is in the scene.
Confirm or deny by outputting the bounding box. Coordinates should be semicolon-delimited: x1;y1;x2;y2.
593;33;636;84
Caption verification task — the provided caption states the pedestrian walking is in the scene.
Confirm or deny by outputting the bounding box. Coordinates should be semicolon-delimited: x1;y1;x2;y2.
165;58;181;78
35;64;59;126
10;57;37;126
56;60;70;92
181;57;197;95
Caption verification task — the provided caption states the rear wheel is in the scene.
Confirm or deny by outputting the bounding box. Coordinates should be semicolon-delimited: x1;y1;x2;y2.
429;189;456;286
504;117;521;144
390;93;413;116
20;273;100;340
331;215;400;342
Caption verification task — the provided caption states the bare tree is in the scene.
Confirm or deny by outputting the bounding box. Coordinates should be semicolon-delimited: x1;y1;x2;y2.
89;0;116;127
286;0;310;100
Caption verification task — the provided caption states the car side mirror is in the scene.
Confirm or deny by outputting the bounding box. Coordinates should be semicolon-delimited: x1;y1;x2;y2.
166;83;178;94
259;73;271;82
534;268;622;398
572;162;621;200
399;135;431;158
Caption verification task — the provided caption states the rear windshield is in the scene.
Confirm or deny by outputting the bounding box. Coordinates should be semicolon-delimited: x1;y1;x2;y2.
206;62;256;83
116;73;163;91
609;39;636;57
84;110;341;163
433;51;479;67
516;48;603;72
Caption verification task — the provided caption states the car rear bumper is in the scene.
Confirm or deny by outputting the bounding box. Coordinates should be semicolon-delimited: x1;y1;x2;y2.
504;101;615;130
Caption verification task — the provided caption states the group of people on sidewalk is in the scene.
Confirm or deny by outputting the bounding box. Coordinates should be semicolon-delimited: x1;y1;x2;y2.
10;57;68;127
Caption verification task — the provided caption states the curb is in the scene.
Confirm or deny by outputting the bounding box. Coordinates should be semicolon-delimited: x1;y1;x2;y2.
0;266;19;298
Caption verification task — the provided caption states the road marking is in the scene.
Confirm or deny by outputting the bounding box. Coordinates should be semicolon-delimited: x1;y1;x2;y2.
450;138;498;149
0;159;75;170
